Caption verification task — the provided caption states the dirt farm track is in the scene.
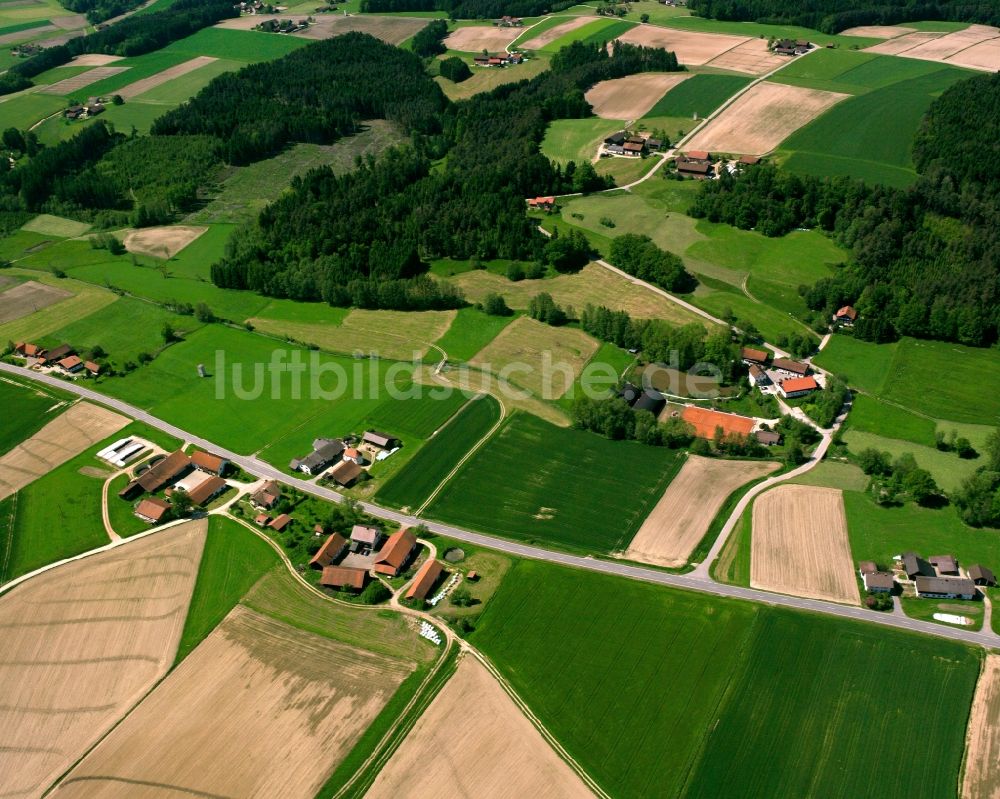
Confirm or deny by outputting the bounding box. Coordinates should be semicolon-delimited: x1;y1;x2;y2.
51;605;414;799
365;656;593;799
962;654;1000;799
750;484;858;605
0;521;206;799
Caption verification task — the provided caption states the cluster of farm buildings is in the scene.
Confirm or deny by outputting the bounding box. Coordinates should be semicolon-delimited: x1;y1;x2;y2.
741;347;823;399
64;97;108;120
472;51;525;68
601;130;665;158
13;341;100;377
672;149;761;179
289;430;399;487
117;446;232;524
860;553;996;600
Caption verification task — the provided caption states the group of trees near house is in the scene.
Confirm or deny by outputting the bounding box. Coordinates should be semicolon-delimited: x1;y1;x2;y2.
686;0;1000;33
689;72;1000;347
360;0;578;20
153;33;447;164
210;39;682;308
571;395;696;447
0;0;237;96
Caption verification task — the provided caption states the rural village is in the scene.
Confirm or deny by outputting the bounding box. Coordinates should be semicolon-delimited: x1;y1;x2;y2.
1;0;1000;796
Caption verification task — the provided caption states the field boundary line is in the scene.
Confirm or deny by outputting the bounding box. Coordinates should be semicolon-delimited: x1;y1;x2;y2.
0;490;17;583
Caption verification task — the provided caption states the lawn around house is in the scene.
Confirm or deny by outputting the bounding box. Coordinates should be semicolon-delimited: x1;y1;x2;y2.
472;558;980;799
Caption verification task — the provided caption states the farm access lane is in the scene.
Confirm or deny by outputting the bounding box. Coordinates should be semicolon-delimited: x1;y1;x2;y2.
4;361;999;649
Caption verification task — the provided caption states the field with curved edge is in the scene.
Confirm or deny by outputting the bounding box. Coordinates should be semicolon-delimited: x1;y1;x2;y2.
376;394;501;511
471;559;981;799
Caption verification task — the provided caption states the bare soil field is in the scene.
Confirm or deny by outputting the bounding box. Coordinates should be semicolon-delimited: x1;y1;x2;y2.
865;30;946;54
215;13;427;45
750;484;858;604
0;23;55;44
444;23;519;52
250;308;456;361
961;654;1000;799
840;24;915;38
469;316;599;400
943;35;1000;70
71;53;125;66
706;37;788;74
450;264;704;325
0;520;206;799
0;402;129;500
586;72;689;119
115;56;216;99
519;15;597;49
617;25;749;65
0;279;72;324
365;656;593;799
52;605;414;799
684;81;848;155
122;224;207;259
894;24;999;62
38;65;129;95
624;455;779;567
50;13;87;29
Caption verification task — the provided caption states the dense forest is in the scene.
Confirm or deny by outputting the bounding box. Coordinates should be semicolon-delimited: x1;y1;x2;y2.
209;39;681;308
0;0;236;95
689;72;1000;347
686;0;1000;33
153;33;447;164
360;0;577;19
61;0;147;25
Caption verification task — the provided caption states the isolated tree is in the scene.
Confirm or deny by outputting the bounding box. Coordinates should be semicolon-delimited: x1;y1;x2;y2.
482;292;512;316
857;447;891;476
955;437;976;459
161;322;177;343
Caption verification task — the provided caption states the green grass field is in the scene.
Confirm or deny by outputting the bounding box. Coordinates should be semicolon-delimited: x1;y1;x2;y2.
21;213;90;238
846;393;936;446
132;57;243;104
0;378;69;456
433;307;516;361
163;26;308;61
816;335;1000;426
541;117;625;165
660;15;882;48
106;473;154;538
540;17;634;52
0;92;65;131
842;430;980;493
174;515;279;663
426;413;684;553
376;394;501;510
778;65;973;187
643;73;751;120
472;559;979;799
364;388;470;440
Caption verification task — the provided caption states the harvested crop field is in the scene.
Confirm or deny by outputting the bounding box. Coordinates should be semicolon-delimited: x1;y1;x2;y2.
841;25;916;38
444;23;519;52
469;316;599;399
886;24;999;63
677;405;755;438
617;26;748;65
366;656;593;799
122;224;207;259
865;30;947;55
250;308;456;361
706;37;788;74
519;16;597;49
0;24;56;45
586;72;689;119
961;654;1000;799
52;604;414;799
684;81;848;155
115;56;217;99
943;36;1000;71
215;13;427;45
751;484;858;604
449;264;704;324
71;53;125;66
0;520;206;799
0;279;71;324
0;402;129;500
38;65;129;95
624;455;779;567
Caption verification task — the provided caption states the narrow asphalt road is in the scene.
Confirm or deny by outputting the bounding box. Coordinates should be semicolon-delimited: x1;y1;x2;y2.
4;361;999;649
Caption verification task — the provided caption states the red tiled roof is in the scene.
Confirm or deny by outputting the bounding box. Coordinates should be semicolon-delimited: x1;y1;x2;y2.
190;450;225;473
681;406;755;439
59;355;83;369
255;513;271;526
374;528;417;574
84;360;100;374
269;513;292;531
686;149;710;160
186;475;226;506
741;347;768;363
406;558;444;601
321;565;367;590
135;497;171;522
836;305;857;320
781;376;819;394
309;532;347;569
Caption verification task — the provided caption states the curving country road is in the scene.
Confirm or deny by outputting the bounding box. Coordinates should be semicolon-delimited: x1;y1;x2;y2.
4;361;999;649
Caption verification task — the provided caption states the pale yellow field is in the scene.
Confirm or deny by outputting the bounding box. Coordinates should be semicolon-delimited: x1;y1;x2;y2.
840;24;915;38
444;23;519;52
586;72;689;119
250;308;457;361
625;455;779;567
962;654;1000;799
215;13;427;45
71;53;125;66
469;315;599;400
706;37;788;74
684;81;848;155
750;484;858;604
0;271;117;344
519;15;597;49
52;605;413;799
0;280;72;324
0;521;206;799
123;224;207;259
943;35;1000;70
0;402;129;500
449;263;706;325
893;24;999;64
115;56;217;99
38;66;129;95
617;25;749;65
365;656;594;799
865;30;946;54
